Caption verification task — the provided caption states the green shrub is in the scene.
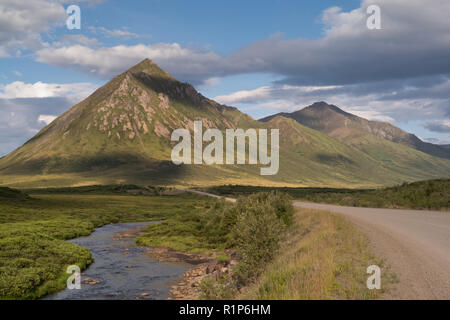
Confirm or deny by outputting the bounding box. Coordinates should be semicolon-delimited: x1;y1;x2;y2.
204;179;450;210
232;201;284;285
199;275;236;300
200;200;239;248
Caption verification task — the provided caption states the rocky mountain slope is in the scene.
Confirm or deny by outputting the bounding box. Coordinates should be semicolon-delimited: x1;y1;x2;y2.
260;101;450;159
0;60;449;188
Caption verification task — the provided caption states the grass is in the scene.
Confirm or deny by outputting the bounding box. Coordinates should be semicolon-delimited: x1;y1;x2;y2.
1;185;392;300
135;199;228;253
0;187;215;299
202;179;450;210
136;219;219;253
239;208;389;299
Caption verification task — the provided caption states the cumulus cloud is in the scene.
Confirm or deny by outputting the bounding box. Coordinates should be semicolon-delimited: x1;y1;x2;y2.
31;0;450;123
0;0;107;55
225;0;450;86
56;34;102;47
36;0;450;84
0;80;98;156
37;114;57;125
0;97;75;156
0;0;66;55
215;85;342;105
421;137;450;145
214;78;450;123
0;81;97;100
35;43;224;83
424;120;450;133
88;26;142;39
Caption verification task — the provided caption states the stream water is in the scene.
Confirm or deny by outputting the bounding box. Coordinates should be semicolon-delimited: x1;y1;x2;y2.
45;221;191;300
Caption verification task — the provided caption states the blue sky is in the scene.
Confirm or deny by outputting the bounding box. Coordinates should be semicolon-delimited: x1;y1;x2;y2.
0;0;449;156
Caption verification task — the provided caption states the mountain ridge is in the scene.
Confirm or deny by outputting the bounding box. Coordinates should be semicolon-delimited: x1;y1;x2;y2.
0;59;449;188
260;101;450;160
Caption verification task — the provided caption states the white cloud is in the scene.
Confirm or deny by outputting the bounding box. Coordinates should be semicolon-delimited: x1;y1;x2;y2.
215;85;342;105
0;79;99;156
35;43;223;82
424;120;450;133
420;137;450;145
214;79;450;126
56;34;102;47
215;87;273;105
0;0;66;55
32;0;450;91
0;97;74;156
0;0;108;55
37;114;57;125
348;110;395;123
88;26;142;39
202;77;220;87
0;81;97;101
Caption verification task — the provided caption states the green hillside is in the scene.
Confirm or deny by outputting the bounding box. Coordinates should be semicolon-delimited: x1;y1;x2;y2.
260;101;450;160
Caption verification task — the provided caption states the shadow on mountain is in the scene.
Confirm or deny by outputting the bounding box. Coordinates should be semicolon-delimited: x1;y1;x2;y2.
130;72;233;111
314;153;355;166
0;153;188;185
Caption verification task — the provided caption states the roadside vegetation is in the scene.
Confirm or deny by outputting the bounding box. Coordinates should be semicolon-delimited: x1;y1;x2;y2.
239;208;390;299
138;191;295;299
195;196;387;300
140;189;385;300
0;186;214;299
201;179;450;210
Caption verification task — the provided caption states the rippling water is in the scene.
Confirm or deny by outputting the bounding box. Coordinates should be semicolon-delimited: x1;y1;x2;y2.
45;221;191;300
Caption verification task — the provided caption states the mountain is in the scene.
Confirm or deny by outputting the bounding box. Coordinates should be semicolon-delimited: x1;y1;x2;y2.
260;101;450;160
0;59;258;186
0;60;449;188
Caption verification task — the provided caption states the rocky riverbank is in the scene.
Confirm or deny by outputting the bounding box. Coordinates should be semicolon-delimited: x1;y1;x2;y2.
144;247;238;300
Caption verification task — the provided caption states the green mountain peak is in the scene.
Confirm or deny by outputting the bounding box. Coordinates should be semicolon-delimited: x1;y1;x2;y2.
126;58;175;80
261;101;450;160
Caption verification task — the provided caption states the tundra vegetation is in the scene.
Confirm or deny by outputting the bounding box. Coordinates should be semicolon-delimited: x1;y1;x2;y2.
0;185;386;300
202;179;450;210
0;186;214;299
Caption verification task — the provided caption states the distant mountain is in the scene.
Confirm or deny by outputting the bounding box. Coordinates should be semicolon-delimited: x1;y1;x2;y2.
0;60;449;188
260;101;450;160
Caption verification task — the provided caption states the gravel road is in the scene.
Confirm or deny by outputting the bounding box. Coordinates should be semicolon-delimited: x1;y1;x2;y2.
294;202;450;299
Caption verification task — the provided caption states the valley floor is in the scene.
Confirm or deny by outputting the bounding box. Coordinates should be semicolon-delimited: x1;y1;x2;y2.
0;187;388;300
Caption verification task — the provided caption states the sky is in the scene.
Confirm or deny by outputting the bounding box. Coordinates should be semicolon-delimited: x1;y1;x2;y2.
0;0;449;156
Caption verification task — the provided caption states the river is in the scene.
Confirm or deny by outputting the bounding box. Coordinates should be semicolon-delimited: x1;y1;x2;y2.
45;221;191;300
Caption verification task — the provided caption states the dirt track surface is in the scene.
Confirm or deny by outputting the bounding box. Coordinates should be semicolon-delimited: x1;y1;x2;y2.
293;202;450;299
